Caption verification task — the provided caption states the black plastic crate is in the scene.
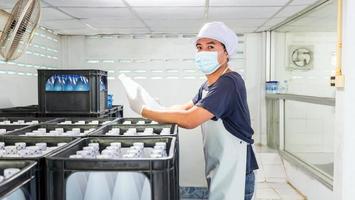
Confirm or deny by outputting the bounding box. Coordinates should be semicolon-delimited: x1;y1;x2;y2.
0;117;59;125
113;117;160;125
46;137;179;200
0;136;79;200
90;123;178;137
0;117;61;137
36;105;123;119
5;124;100;137
38;69;108;115
48;117;118;126
0;160;38;199
0;105;38;117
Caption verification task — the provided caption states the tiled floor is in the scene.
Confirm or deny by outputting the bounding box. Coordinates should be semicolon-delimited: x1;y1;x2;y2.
181;145;306;200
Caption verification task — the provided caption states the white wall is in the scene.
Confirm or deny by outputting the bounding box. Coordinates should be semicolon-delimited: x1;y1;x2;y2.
333;0;355;199
0;27;61;108
273;32;336;97
60;33;265;186
272;31;336;173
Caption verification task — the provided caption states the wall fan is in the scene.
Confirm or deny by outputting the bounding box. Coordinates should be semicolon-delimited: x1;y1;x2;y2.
288;45;314;70
0;0;41;61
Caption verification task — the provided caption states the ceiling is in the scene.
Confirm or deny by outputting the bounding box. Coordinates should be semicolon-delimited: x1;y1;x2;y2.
276;0;337;32
0;0;325;35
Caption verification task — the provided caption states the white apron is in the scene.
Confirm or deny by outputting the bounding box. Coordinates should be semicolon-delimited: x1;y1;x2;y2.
201;90;247;200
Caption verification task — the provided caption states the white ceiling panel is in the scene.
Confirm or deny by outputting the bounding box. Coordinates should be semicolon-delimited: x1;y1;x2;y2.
134;7;205;19
290;0;320;6
221;19;268;27
262;17;287;28
208;7;281;19
29;0;327;34
41;8;73;21
126;0;205;7
56;27;149;35
40;20;88;30
145;19;204;33
274;5;308;18
82;19;146;28
60;7;135;19
210;0;288;6
42;0;126;7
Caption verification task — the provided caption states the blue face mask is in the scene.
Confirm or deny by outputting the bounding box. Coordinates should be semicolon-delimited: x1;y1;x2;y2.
195;51;221;75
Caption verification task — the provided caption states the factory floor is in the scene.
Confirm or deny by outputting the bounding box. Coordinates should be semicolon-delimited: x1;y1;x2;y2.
181;145;305;200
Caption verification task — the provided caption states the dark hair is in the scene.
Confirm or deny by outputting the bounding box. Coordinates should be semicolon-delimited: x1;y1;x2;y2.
221;43;229;62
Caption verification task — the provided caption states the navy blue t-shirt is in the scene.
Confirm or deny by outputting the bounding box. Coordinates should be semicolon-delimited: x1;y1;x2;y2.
192;71;259;173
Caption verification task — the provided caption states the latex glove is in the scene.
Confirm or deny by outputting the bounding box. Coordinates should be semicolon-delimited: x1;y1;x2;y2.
127;86;146;114
118;74;164;114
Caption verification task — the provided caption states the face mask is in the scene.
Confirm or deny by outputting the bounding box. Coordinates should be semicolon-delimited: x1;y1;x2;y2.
195;51;221;75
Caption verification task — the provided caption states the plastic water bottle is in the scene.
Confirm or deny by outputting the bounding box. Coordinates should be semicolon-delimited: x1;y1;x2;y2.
280;80;288;93
84;172;112;200
100;78;106;91
82;76;90;91
53;75;64;91
66;172;88;200
76;76;90;91
107;94;113;109
112;172;142;200
2;188;26;200
45;76;55;91
140;178;151;200
63;75;75;91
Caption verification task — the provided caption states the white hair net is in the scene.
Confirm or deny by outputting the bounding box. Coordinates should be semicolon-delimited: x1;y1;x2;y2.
195;21;238;56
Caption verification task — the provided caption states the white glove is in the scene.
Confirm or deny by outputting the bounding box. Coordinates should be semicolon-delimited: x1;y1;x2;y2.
118;74;164;114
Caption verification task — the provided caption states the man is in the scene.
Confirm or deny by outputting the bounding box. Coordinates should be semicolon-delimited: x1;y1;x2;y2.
122;21;258;200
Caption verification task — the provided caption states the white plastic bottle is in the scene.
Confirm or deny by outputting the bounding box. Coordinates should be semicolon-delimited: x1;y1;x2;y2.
84;172;112;200
2;188;26;200
140;178;152;200
112;172;143;200
66;172;88;200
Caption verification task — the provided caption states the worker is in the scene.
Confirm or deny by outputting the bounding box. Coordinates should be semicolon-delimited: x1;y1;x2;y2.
122;21;258;200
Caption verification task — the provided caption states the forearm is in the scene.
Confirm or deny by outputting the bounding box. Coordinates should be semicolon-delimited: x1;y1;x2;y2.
166;101;194;111
167;104;190;111
142;107;197;129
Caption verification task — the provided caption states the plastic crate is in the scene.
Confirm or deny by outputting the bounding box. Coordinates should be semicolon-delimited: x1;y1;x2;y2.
0;117;60;125
0;105;38;117
5;124;100;137
90;123;178;138
46;137;179;200
0;136;80;200
47;117;118;126
113;117;160;125
0;160;38;199
38;69;108;115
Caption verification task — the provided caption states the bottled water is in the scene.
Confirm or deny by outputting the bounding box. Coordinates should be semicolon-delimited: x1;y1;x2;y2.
45;76;55;91
1;188;26;200
160;128;170;135
112;172;142;200
84;172;112;200
53;75;64;91
100;78;106;91
140;178;152;200
63;75;75;91
66;172;88;200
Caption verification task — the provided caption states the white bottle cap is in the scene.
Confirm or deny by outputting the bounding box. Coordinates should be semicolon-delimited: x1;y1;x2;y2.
35;143;47;151
15;142;26;150
4;168;20;178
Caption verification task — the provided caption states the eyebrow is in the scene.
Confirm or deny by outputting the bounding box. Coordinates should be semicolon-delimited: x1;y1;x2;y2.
196;41;216;46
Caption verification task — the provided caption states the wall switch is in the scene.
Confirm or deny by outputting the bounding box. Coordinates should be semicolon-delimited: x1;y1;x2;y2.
330;76;336;87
